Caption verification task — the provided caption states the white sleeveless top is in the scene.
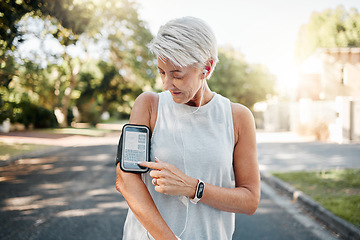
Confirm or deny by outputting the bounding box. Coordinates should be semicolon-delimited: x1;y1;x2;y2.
123;91;235;240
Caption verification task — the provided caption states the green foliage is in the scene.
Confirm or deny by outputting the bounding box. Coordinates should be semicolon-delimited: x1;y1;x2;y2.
76;60;144;125
0;95;11;123
0;0;92;52
1;0;93;85
0;55;16;88
71;0;156;125
1;100;58;129
295;5;360;63
1;0;41;53
273;169;360;227
209;48;276;109
103;0;157;87
1;0;156;128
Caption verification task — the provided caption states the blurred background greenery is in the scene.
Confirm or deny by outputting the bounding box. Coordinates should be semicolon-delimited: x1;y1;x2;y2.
1;0;359;130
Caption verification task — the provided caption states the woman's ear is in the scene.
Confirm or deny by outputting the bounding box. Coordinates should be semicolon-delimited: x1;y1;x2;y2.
202;59;213;79
205;59;213;72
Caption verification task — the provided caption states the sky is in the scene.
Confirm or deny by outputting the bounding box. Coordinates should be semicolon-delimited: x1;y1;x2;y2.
135;0;360;92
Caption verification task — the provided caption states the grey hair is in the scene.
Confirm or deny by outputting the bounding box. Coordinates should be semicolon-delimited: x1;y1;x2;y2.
148;16;218;77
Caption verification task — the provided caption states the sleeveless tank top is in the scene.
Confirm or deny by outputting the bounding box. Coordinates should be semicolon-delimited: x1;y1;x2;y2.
123;91;235;240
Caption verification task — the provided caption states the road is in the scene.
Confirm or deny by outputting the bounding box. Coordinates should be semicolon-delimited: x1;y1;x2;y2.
0;135;347;239
257;132;360;173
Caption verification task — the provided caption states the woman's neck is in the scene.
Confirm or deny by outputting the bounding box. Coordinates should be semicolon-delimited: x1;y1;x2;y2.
185;84;213;107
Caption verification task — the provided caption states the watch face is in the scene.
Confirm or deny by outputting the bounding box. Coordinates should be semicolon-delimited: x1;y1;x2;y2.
197;182;205;198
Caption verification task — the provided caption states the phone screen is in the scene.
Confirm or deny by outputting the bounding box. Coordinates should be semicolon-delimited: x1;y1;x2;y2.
121;125;149;172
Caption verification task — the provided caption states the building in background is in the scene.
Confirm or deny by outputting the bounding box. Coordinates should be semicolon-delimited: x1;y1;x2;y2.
298;48;360;100
256;48;360;143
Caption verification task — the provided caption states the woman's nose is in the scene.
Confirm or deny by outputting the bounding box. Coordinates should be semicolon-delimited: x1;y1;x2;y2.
163;75;173;90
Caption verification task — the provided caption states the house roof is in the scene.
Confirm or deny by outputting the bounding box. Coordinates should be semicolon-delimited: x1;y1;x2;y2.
316;47;360;64
316;47;360;54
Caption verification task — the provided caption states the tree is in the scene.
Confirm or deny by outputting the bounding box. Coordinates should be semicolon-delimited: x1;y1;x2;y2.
209;48;276;109
1;0;94;126
295;5;360;63
72;0;156;125
102;0;157;88
0;0;93;87
1;0;156;127
76;60;143;125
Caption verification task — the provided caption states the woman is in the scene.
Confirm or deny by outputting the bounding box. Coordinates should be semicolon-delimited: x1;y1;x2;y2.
115;16;260;240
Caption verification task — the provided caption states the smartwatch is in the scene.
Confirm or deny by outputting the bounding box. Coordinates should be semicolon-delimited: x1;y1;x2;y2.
190;179;205;204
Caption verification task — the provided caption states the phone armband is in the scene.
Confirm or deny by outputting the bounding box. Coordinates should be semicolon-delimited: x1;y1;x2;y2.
115;124;150;173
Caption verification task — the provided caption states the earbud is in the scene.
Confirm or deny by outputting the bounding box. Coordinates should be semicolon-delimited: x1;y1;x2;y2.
203;69;208;75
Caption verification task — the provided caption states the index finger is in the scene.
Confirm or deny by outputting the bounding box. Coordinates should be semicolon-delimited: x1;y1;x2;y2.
138;161;163;170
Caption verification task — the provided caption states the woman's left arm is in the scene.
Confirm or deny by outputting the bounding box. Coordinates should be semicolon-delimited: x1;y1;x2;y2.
140;103;260;215
200;103;260;215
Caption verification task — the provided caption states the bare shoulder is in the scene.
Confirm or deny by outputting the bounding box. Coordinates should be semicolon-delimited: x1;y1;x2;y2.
230;102;255;123
230;102;256;142
135;91;159;105
130;92;159;130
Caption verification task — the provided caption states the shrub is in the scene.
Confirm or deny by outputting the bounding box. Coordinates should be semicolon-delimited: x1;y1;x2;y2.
312;121;329;141
1;100;58;129
296;121;330;141
0;98;12;124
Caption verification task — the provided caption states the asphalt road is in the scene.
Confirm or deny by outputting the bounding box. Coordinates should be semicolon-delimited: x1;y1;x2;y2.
0;140;345;239
257;141;360;173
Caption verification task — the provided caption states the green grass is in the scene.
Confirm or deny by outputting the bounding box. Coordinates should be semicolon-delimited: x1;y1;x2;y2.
40;127;112;137
273;169;360;228
0;142;49;161
39;121;127;136
0;124;123;161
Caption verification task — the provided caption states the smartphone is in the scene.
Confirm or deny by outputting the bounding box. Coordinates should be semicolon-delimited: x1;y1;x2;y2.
117;124;150;173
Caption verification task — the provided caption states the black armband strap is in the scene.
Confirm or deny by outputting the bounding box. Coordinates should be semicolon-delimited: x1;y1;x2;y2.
115;132;123;166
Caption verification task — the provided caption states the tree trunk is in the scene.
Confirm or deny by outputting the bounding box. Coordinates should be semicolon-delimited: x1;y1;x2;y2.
59;54;79;127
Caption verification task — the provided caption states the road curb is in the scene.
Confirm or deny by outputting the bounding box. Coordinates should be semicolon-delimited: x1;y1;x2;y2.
261;171;360;240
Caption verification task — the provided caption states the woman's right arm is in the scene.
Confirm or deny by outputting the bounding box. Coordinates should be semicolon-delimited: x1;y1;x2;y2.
115;92;177;240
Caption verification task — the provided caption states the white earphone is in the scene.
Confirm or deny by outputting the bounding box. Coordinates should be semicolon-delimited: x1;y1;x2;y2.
203;69;209;81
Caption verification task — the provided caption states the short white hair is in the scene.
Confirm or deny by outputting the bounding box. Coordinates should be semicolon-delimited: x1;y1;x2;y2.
148;16;218;75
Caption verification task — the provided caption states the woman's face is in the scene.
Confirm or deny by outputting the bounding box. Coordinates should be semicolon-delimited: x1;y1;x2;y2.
157;58;204;106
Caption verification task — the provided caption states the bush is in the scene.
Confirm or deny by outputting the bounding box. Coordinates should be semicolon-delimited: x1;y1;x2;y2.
34;105;59;128
0;98;12;124
13;101;37;128
312;121;329;141
1;100;58;129
296;121;330;141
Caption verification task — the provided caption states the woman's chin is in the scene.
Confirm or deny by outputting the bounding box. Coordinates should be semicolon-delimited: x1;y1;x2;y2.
172;97;185;104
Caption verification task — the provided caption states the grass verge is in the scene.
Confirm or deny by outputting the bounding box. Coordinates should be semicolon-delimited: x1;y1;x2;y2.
0;142;49;161
39;127;113;137
0;124;124;161
273;169;360;228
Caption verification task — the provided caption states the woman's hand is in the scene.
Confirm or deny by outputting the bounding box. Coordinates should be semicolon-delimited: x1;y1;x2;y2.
139;158;198;198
